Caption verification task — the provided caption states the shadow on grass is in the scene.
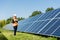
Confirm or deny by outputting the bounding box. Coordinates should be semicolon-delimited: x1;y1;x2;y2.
18;31;57;38
19;31;60;40
0;32;8;40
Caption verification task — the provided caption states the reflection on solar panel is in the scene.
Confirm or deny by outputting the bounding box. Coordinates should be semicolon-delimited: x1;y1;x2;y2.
4;8;60;37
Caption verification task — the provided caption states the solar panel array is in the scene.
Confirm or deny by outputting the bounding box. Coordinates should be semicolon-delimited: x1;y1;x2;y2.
4;8;60;37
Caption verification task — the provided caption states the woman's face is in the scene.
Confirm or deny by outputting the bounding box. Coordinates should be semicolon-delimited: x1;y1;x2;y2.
13;16;16;19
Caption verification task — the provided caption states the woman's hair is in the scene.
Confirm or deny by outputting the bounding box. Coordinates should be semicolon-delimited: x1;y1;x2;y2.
14;16;17;19
13;16;17;19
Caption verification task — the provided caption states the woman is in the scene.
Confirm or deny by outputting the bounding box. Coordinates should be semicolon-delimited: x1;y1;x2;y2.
12;14;18;36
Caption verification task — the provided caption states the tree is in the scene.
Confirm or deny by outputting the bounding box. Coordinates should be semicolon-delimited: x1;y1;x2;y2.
18;17;25;21
29;11;42;17
46;7;54;12
6;17;12;24
0;20;6;28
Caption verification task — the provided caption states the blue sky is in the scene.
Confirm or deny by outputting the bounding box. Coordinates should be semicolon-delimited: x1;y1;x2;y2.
0;0;60;20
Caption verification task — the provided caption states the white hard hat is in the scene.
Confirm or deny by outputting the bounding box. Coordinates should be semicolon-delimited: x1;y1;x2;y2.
13;14;16;16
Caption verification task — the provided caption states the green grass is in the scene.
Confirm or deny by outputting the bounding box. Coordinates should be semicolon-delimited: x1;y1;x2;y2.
0;28;57;40
0;33;8;40
1;29;57;40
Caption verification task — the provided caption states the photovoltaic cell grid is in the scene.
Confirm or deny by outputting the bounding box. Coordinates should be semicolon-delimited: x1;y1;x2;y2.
4;8;60;37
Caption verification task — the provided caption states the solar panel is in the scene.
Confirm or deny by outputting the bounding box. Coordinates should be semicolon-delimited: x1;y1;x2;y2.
40;19;58;33
52;26;60;37
3;8;60;37
37;11;60;34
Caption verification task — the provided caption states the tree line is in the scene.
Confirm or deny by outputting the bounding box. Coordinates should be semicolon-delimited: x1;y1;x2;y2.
0;7;54;28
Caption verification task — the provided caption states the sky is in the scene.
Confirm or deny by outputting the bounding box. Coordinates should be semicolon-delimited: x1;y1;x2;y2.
0;0;60;20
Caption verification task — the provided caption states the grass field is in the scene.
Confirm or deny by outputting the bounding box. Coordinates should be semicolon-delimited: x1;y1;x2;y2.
0;28;57;40
0;32;8;40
